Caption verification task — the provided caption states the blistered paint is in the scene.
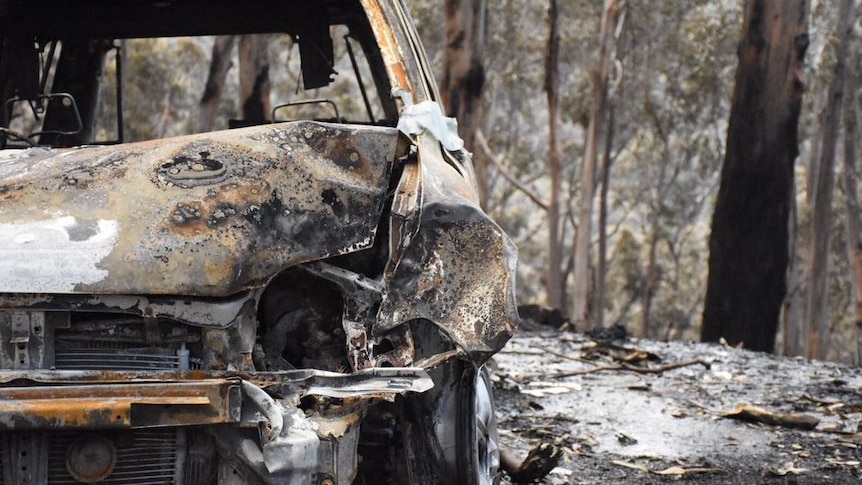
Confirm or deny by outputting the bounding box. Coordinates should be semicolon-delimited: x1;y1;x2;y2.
376;134;519;359
0;216;118;292
0;122;399;296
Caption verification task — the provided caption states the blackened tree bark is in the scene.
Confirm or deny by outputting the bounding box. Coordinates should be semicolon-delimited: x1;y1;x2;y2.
702;0;808;351
198;36;236;132
441;0;487;204
238;34;271;122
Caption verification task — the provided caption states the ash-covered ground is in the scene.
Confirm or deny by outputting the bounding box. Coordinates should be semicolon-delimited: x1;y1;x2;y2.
491;328;862;484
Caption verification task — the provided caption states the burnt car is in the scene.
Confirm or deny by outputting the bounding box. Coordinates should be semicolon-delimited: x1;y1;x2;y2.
0;0;518;484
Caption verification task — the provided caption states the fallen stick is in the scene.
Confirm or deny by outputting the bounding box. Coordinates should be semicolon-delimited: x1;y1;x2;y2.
548;358;710;378
529;344;598;365
720;404;820;430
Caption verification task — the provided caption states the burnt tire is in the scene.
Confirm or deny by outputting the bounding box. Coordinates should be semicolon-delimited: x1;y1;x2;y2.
401;359;501;485
456;364;502;485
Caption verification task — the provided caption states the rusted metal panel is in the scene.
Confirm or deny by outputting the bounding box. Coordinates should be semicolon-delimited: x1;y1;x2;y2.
0;368;432;430
0;121;399;296
0;367;433;396
0;379;241;430
360;0;415;101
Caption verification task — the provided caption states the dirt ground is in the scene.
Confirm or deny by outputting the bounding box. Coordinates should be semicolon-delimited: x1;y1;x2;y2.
491;327;862;484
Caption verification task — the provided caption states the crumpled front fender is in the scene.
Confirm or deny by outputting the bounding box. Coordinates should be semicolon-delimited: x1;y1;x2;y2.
376;135;519;361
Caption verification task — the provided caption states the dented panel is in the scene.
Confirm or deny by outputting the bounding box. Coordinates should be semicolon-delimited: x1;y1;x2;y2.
377;134;519;360
0;122;399;296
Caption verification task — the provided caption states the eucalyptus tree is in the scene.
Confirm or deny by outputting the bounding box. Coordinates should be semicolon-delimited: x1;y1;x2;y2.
703;0;809;352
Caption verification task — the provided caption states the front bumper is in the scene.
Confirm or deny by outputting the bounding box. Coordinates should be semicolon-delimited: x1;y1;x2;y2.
0;368;433;484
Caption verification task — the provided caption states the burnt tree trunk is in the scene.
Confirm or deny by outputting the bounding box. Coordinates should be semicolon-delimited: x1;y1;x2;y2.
702;0;808;352
442;0;487;204
238;34;271;122
198;36;236;132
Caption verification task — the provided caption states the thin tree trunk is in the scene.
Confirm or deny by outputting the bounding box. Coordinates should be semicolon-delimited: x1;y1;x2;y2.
640;144;670;338
571;0;625;331
595;104;615;328
805;0;854;360
198;36;236;133
545;0;564;310
641;220;660;338
782;197;805;356
844;116;862;367
702;0;808;352
442;0;487;204
842;53;862;366
238;34;271;122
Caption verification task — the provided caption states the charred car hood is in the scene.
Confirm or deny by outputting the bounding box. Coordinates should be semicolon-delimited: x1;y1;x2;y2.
0;122;399;296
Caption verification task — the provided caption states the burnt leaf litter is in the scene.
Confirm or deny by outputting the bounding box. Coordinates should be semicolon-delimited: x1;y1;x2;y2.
492;324;862;484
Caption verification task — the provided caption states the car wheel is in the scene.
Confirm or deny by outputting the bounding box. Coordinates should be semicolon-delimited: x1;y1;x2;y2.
403;358;501;485
456;364;502;485
392;321;502;485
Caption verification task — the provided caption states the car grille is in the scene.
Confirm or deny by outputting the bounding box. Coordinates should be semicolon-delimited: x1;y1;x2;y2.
0;312;208;484
53;339;195;370
46;430;179;485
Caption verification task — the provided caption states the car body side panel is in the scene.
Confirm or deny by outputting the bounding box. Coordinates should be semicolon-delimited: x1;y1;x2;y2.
0;121;399;296
377;135;519;359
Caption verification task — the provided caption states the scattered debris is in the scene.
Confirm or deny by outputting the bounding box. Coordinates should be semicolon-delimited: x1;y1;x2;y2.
616;433;638;446
580;341;661;363
766;461;810;476
721;404;821;430
521;381;583;397
518;305;569;329
502;443;564;484
584;323;628;343
612;460;726;476
801;393;843;406
494;329;862;484
549;357;710;378
825;458;861;467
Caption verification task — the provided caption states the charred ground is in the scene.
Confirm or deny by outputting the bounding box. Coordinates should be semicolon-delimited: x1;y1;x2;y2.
492;327;862;484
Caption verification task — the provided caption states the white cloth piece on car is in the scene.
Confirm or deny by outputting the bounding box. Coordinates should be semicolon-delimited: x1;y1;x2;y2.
396;100;465;152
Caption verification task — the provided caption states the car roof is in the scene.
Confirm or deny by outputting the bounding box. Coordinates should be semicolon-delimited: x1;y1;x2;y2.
2;0;366;39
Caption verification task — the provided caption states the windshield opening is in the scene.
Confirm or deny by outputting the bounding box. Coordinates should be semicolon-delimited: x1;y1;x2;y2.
0;0;397;149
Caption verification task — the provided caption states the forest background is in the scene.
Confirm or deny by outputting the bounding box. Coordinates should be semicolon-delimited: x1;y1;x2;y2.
89;0;862;364
409;0;862;365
